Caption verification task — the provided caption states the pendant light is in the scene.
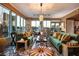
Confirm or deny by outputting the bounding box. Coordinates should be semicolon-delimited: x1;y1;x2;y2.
39;3;44;21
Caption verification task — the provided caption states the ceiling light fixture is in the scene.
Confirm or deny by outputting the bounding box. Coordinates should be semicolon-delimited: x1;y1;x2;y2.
39;3;44;21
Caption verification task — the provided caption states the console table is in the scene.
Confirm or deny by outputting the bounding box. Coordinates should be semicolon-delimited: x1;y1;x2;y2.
62;44;79;56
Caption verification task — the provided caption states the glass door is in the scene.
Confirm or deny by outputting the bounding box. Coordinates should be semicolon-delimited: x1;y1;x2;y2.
3;7;10;37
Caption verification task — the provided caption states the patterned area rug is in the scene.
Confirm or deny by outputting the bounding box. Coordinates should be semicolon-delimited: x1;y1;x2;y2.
0;38;61;56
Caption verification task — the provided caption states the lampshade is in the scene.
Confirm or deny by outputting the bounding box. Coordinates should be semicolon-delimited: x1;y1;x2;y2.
39;14;44;21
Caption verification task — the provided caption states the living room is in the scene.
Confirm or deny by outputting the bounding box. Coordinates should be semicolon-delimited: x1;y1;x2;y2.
0;3;79;56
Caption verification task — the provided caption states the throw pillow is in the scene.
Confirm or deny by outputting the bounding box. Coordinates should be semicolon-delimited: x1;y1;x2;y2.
53;32;60;38
58;34;62;40
60;34;66;41
61;34;71;41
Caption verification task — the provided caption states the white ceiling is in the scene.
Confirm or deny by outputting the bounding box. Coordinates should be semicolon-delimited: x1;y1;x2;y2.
11;3;79;18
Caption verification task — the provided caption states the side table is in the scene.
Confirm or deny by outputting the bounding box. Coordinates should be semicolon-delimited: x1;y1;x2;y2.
16;40;28;50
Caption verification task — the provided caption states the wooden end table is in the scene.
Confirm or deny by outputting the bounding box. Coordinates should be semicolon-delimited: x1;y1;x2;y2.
16;40;28;50
62;44;79;56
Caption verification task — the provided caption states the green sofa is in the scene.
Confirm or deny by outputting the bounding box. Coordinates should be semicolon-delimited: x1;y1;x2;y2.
49;36;62;53
49;32;79;53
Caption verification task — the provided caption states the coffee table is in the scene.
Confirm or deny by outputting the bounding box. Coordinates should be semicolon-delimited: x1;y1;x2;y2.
36;36;48;47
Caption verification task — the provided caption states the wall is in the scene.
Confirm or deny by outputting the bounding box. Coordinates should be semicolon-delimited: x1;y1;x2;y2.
61;8;79;33
25;18;32;32
66;19;74;34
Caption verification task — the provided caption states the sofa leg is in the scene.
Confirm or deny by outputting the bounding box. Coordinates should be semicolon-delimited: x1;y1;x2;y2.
59;45;62;54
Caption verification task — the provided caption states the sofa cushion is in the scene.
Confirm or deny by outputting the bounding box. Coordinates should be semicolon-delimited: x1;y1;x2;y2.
61;34;71;42
58;34;62;40
53;32;60;38
60;34;66;41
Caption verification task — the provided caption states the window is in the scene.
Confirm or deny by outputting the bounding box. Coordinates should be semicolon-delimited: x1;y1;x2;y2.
56;23;59;27
20;17;24;32
51;23;55;26
31;20;40;32
17;15;20;27
43;21;50;28
31;21;36;27
31;21;40;27
47;21;51;28
36;21;40;27
51;22;60;32
2;7;10;37
0;6;3;36
24;19;26;27
60;22;65;31
12;12;16;32
0;6;3;24
23;19;26;32
43;21;47;27
51;23;55;28
0;5;27;37
21;17;24;27
16;15;21;32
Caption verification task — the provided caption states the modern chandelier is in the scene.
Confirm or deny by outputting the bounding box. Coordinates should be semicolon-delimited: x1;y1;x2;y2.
39;3;44;21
